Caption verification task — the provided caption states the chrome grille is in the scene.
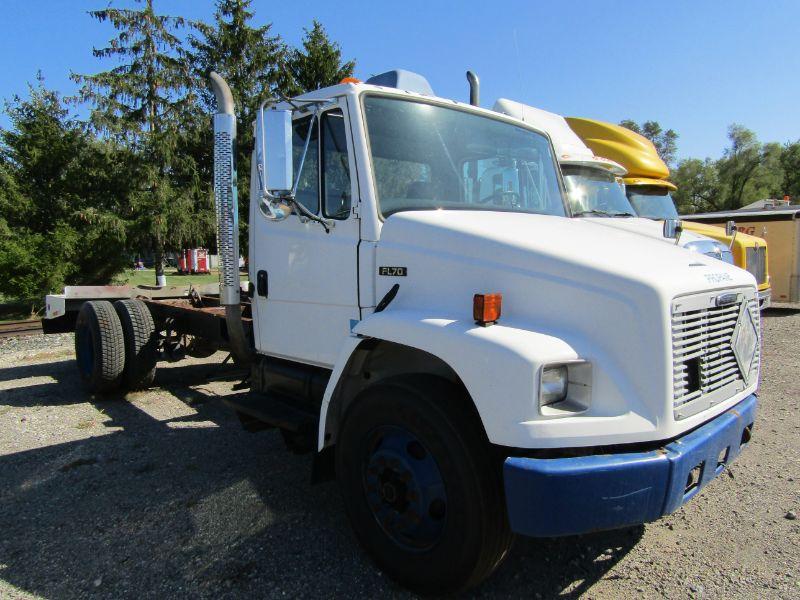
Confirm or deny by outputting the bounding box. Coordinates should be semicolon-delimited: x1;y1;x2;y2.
672;290;760;420
745;246;767;285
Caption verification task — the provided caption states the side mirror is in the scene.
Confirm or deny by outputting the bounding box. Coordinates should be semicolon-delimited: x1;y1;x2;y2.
725;220;737;249
663;218;683;244
256;107;293;195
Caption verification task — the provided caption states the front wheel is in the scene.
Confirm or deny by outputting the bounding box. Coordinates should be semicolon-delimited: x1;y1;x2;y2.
336;376;512;594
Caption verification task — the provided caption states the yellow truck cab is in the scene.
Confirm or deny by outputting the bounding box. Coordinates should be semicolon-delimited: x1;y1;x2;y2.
566;118;771;307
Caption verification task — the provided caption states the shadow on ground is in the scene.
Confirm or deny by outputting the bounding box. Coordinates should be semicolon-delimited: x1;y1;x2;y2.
0;356;642;599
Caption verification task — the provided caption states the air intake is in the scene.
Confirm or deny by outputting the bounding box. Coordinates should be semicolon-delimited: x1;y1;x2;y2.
365;70;434;96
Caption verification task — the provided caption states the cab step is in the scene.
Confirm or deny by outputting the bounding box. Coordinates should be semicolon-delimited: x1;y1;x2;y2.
222;391;318;434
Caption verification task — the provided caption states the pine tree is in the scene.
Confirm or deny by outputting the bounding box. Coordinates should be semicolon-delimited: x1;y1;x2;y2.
0;77;131;305
72;0;211;284
285;20;355;95
189;0;286;252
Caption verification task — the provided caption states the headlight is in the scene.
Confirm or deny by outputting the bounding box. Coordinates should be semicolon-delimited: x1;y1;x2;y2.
538;361;592;415
540;365;568;406
684;239;734;265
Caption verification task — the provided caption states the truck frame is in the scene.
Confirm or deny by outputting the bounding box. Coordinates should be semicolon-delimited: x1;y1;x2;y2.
44;70;761;594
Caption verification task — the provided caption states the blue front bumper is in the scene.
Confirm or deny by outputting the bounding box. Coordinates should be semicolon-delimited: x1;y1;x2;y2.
504;394;758;537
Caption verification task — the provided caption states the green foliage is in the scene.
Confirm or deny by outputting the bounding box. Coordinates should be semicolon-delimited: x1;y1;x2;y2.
674;125;787;213
1;2;360;303
285;20;355;95
72;0;211;280
0;80;131;303
780;140;800;200
619;119;679;168
671;158;720;213
189;0;286;252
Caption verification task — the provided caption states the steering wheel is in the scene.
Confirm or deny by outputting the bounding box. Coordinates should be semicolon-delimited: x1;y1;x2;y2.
478;190;520;205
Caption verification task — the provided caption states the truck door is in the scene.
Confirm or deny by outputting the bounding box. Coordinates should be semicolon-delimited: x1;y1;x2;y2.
251;102;360;367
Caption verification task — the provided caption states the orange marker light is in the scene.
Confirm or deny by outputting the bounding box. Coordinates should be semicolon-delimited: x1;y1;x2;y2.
339;77;361;84
473;293;502;326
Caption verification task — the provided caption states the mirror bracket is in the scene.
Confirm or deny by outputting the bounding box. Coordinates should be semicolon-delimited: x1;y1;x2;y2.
663;218;683;245
725;220;738;249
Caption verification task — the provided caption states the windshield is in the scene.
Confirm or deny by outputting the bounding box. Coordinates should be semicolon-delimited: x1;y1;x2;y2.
626;186;679;219
562;165;635;217
363;96;566;218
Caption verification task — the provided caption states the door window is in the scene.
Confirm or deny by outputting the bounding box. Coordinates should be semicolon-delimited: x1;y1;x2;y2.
321;110;352;219
292;117;319;214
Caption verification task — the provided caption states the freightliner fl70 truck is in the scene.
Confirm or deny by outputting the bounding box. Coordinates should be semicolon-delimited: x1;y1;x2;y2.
42;70;761;593
566;117;772;307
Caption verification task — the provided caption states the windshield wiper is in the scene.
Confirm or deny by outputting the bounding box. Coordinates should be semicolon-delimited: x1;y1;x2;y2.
572;209;612;217
572;209;636;218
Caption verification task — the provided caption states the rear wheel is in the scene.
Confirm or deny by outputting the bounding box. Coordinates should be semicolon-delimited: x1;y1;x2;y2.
114;299;158;389
336;375;513;594
74;301;125;393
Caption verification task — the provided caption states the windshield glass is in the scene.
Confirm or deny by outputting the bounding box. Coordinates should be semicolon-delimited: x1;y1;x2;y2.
626;186;679;219
363;96;566;218
562;165;635;216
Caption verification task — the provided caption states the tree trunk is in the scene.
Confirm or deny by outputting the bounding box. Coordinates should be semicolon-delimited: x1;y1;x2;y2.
155;246;166;287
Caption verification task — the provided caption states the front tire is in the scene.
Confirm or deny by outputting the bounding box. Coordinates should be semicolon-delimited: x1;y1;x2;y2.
74;300;125;393
336;376;512;594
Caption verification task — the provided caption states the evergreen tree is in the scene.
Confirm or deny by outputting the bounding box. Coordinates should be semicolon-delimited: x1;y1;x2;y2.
0;78;131;306
72;0;211;284
285;20;355;95
189;0;286;251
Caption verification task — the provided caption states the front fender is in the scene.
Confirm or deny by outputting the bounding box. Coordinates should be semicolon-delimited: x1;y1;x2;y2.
317;308;581;449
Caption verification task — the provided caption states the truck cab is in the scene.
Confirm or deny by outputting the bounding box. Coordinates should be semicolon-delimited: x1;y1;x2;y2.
493;99;739;265
566;117;772;307
54;70;762;594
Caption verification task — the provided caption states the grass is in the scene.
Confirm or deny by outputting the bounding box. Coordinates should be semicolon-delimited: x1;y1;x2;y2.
113;268;243;287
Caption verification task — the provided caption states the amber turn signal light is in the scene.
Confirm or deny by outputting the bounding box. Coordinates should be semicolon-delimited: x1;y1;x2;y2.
474;293;502;326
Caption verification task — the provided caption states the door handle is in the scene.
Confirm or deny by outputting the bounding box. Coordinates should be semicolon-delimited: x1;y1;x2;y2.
257;270;268;297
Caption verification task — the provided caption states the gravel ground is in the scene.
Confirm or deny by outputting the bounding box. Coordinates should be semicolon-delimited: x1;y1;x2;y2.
0;311;798;599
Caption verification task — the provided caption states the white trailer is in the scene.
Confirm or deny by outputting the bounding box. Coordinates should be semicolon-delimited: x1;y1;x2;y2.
44;70;761;594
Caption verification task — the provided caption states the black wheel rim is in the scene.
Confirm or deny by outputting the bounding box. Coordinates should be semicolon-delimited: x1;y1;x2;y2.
362;425;447;551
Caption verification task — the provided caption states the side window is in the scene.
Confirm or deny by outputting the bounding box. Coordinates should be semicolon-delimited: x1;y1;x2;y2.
321;110;351;219
292;117;319;214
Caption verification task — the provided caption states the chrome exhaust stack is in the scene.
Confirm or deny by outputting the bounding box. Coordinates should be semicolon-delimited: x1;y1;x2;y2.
210;71;252;364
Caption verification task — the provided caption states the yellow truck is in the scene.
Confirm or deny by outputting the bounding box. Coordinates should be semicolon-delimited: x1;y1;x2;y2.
566;118;771;308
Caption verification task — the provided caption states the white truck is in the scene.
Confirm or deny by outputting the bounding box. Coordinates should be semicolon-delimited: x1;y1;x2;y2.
44;70;761;594
492;99;737;265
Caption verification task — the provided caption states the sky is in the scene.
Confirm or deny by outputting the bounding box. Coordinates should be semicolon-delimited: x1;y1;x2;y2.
1;0;798;161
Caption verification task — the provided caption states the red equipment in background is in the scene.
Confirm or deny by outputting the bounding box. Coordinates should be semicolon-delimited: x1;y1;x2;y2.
177;248;210;274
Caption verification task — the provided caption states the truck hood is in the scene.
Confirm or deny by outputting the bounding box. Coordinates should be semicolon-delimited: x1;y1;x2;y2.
372;210;758;447
377;211;752;311
580;216;710;247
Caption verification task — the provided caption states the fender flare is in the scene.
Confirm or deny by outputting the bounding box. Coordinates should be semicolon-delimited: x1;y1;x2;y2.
317;308;581;450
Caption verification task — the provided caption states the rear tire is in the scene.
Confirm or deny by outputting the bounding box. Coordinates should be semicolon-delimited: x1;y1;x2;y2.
114;299;157;389
74;300;125;393
335;375;513;595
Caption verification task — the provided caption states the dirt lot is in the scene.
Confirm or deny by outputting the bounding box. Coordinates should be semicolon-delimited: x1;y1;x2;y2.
0;311;798;599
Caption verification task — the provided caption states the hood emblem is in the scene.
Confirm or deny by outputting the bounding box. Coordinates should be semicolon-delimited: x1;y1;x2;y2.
715;292;738;306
